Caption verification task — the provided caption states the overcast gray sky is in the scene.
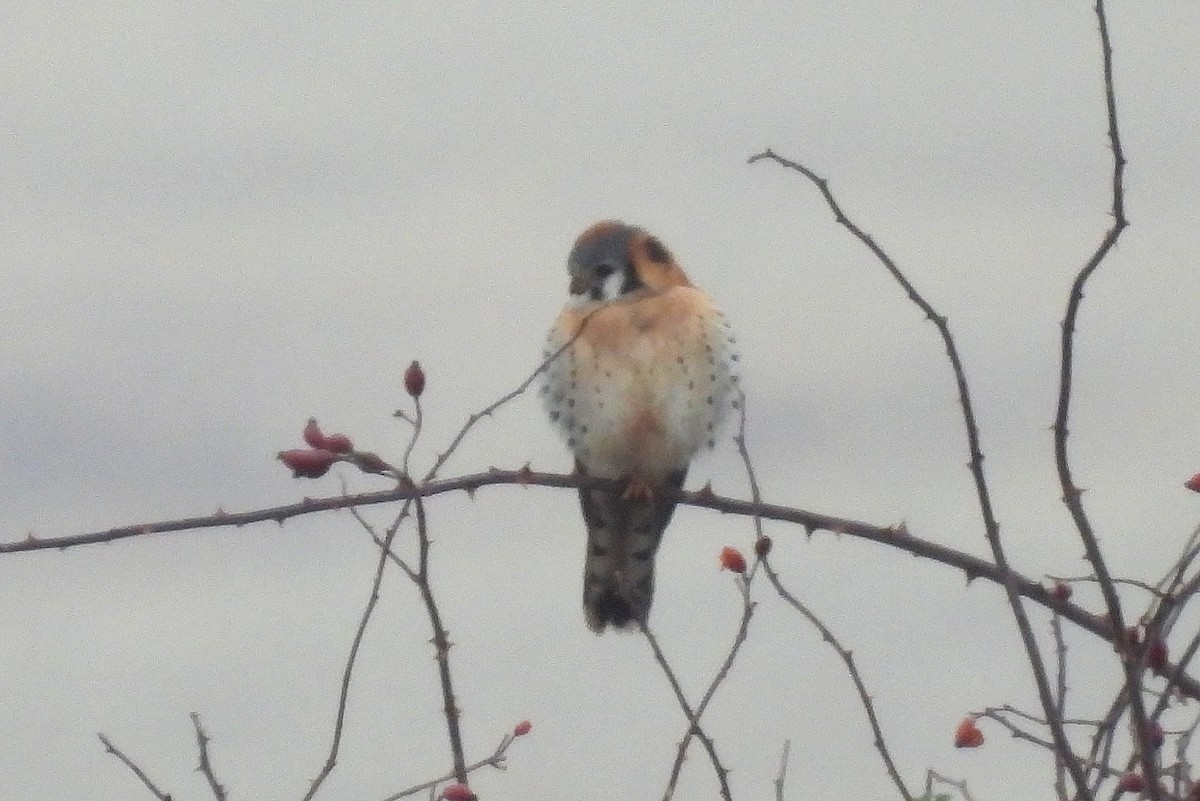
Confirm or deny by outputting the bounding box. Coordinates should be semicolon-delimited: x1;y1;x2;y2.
3;3;1200;799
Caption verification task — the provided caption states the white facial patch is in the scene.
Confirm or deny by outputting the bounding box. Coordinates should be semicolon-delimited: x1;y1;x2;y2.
567;267;628;307
598;269;625;301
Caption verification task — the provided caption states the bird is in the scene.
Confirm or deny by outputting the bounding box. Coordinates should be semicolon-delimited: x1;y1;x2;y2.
541;221;739;632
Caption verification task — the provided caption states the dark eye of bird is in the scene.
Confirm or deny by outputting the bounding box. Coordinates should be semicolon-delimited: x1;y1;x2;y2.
594;264;614;279
620;263;644;294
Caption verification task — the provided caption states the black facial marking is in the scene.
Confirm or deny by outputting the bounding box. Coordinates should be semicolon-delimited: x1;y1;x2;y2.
643;236;672;264
620;263;644;295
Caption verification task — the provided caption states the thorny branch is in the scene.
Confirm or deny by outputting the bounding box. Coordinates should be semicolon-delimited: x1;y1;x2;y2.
300;498;394;801
774;740;791;801
1046;0;1152;794
98;732;173;801
746;3;1136;797
749;138;1088;794
656;567;757;801
380;728;525;801
639;620;734;801
191;713;227;801
761;559;911;801
925;770;977;801
15;465;1200;701
413;497;469;783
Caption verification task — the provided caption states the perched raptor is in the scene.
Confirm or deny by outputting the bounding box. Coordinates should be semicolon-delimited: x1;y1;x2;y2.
542;221;738;632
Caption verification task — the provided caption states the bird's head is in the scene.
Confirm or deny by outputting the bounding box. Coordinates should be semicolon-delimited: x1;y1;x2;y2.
566;221;691;304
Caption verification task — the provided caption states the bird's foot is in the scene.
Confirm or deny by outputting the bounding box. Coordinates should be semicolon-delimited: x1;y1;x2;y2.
622;475;655;502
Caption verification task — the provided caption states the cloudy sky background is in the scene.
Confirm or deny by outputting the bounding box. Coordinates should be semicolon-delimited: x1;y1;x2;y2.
3;2;1200;799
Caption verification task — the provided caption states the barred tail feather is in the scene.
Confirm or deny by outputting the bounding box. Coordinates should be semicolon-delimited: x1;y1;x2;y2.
577;464;687;632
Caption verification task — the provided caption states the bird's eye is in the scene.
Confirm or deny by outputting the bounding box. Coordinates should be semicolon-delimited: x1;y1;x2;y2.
594;263;615;279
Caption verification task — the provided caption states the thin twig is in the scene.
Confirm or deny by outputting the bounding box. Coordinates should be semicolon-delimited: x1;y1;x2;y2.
977;707;1057;752
774;740;791;801
1046;575;1175;600
98;733;174;801
926;769;977;801
1047;0;1148;794
762;559;911;801
1052;609;1070;801
732;387;764;541
639;621;733;801
381;730;521;801
658;576;756;800
401;395;423;477
413;497;469;783
190;712;227;801
302;501;407;801
420;309;598;484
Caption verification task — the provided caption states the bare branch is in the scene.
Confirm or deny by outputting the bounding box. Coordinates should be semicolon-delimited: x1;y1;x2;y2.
98;732;174;801
400;395;424;477
413;497;469;783
302;499;414;800
420;308;598;484
13;465;1200;702
380;729;523;801
774;740;791;801
639;621;733;801
657;574;756;800
749;142;1088;797
190;712;227;801
1052;609;1070;801
926;769;977;801
1048;2;1151;791
762;559;911;801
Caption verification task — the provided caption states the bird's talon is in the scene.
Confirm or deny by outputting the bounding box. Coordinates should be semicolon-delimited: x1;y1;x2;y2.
622;476;654;502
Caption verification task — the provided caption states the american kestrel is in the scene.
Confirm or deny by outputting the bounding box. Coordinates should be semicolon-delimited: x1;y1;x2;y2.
542;221;739;632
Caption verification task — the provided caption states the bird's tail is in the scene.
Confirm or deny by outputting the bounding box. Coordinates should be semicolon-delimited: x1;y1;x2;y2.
577;467;687;632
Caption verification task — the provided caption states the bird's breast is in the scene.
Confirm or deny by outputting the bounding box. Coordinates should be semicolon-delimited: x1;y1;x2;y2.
542;287;738;482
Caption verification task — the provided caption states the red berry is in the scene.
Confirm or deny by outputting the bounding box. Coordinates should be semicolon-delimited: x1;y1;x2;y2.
441;783;474;801
321;433;354;454
513;719;532;737
1147;638;1169;672
278;448;337;478
1049;581;1072;602
405;360;426;398
1186;473;1200;493
303;418;325;448
1117;772;1145;792
719;546;747;574
754;535;773;557
954;717;984;748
